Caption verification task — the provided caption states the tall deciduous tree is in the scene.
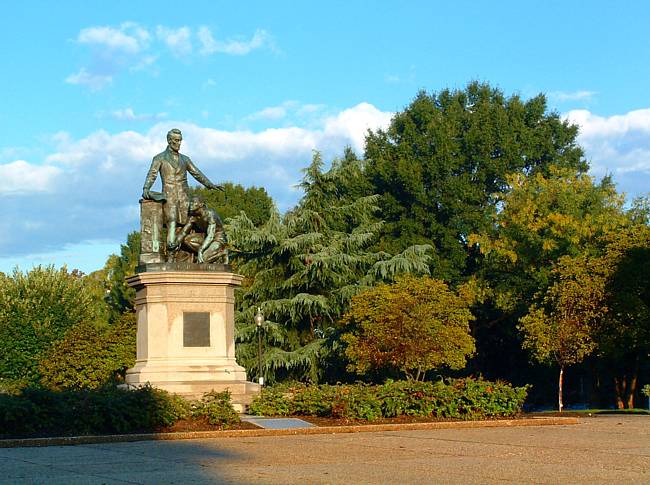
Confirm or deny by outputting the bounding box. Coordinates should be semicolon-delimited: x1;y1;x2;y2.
228;152;432;382
341;275;475;381
518;256;606;411
471;168;626;313
191;182;274;227
597;220;650;408
364;81;588;282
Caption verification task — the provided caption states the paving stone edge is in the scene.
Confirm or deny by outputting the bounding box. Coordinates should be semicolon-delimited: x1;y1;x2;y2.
0;417;579;448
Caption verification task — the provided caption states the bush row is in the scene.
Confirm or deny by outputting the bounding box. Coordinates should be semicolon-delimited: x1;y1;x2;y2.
249;378;529;420
0;386;239;439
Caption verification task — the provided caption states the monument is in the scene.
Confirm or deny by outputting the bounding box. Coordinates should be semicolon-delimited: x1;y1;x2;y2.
124;128;260;410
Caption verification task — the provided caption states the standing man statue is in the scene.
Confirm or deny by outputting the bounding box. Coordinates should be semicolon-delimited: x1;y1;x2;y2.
142;128;223;253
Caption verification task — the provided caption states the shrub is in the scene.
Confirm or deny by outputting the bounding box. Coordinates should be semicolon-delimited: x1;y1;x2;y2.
38;313;137;390
341;276;475;381
249;378;529;421
0;385;188;438
190;391;240;428
0;266;109;385
248;384;294;416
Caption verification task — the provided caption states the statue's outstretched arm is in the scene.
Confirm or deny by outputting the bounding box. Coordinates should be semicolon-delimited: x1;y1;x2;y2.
186;158;224;191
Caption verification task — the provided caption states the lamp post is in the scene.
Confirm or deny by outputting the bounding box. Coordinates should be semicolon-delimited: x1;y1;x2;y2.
254;307;265;386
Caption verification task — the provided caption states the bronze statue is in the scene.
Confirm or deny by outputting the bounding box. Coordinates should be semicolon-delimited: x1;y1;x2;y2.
142;128;223;252
173;196;229;264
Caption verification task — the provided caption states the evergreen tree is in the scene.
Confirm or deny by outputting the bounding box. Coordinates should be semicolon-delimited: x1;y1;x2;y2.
228;152;432;383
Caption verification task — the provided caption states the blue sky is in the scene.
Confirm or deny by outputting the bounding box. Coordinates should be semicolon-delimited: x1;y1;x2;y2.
2;1;650;274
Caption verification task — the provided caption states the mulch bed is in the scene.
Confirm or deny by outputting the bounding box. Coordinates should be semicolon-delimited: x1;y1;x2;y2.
157;417;261;433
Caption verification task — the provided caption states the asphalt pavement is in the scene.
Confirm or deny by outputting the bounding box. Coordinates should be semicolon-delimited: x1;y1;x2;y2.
0;415;648;484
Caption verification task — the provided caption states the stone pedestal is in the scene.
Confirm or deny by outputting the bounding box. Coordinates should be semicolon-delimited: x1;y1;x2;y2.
139;199;165;265
124;270;260;411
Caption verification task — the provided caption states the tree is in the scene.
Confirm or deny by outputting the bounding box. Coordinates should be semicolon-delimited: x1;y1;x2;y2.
340;275;475;381
364;81;588;281
191;182;274;227
465;168;626;390
518;255;606;411
596;220;650;408
38;312;136;390
471;168;626;313
0;266;109;386
228;152;432;383
94;231;140;319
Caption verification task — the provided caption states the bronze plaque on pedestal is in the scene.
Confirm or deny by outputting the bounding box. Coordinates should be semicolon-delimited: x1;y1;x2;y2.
183;312;210;347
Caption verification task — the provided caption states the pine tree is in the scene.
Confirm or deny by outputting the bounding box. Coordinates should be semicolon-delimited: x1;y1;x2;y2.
228;152;432;382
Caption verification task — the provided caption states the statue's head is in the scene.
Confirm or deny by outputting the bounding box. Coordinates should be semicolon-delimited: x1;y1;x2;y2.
189;195;206;212
166;128;182;152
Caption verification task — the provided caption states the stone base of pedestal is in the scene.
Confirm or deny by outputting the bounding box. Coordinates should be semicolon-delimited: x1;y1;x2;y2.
124;271;260;412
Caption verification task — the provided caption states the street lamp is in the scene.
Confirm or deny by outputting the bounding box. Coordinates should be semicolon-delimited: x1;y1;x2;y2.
254;307;265;386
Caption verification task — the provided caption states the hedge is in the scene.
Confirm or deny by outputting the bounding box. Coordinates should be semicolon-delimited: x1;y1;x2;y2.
249;378;529;420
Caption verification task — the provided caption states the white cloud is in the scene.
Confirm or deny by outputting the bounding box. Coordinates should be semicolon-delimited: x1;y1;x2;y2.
566;108;650;138
77;22;150;53
65;68;113;91
156;26;192;56
549;90;597;103
564;108;650;197
130;55;158;72
246;104;291;121
296;104;326;116
198;27;271;55
111;108;168;121
0;160;62;195
69;24;276;90
322;102;393;152
46;129;157;168
244;101;328;124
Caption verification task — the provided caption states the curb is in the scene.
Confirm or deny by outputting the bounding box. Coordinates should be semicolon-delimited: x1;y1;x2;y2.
0;417;578;448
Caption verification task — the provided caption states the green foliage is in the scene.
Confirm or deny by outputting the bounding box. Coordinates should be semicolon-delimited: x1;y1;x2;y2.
99;231;140;317
189;390;240;427
518;255;604;368
249;378;528;420
0;385;189;438
471;168;625;312
0;386;243;438
341;275;475;380
38;313;137;390
229;152;432;383
642;384;650;398
595;221;650;408
0;266;109;385
191;182;274;227
364;82;588;281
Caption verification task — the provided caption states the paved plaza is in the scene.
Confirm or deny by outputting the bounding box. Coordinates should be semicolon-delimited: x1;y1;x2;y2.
1;415;648;484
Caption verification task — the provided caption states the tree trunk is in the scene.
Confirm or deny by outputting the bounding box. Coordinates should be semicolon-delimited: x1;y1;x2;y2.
558;365;564;412
626;354;640;409
614;376;625;409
